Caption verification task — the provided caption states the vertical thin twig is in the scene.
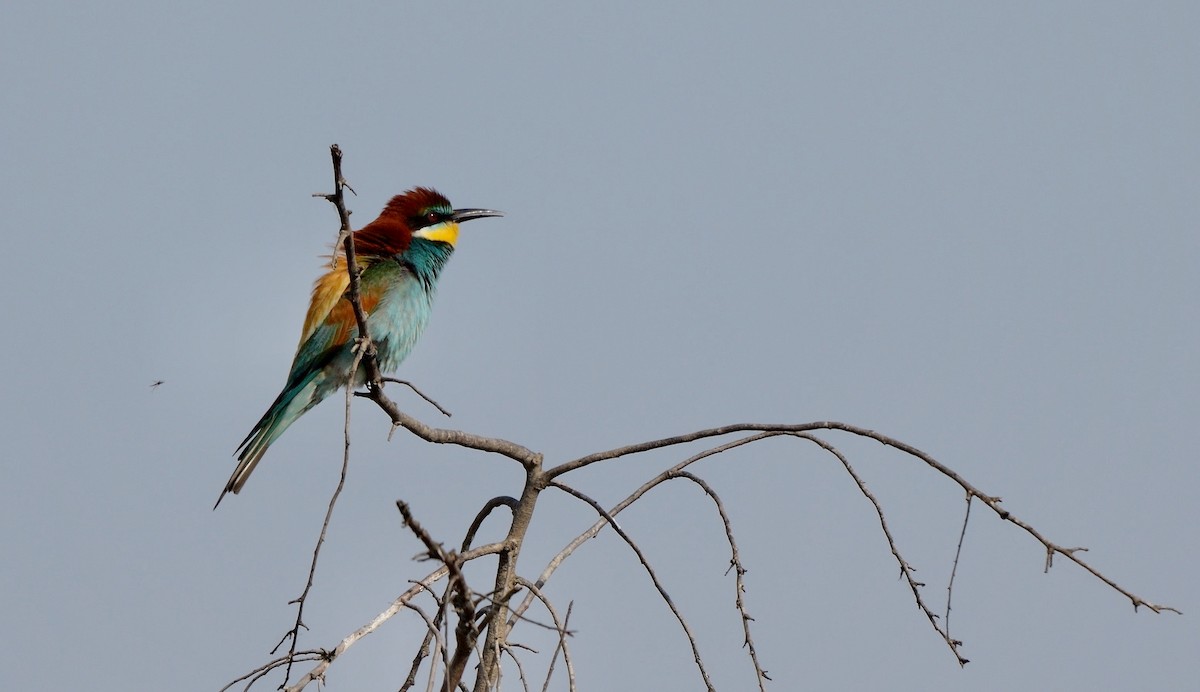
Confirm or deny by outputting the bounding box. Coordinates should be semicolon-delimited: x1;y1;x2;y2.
945;495;973;643
273;144;366;685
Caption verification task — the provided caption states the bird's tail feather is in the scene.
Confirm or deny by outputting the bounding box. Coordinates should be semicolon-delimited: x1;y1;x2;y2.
214;375;320;508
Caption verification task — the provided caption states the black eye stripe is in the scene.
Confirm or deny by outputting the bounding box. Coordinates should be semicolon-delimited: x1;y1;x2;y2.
413;208;452;229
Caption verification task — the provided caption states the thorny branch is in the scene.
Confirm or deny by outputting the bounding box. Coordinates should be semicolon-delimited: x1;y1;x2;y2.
226;147;1178;692
671;470;771;690
318;144;379;388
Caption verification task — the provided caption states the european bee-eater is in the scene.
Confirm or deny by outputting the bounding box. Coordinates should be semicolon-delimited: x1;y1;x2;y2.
216;188;502;507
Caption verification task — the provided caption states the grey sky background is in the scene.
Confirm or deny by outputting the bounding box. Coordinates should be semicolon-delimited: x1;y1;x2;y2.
2;1;1196;690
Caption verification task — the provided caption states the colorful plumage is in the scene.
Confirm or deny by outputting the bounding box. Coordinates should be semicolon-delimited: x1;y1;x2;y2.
215;188;502;507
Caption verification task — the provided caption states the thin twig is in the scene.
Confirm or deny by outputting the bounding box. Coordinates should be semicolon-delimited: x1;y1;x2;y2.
401;602;449;692
382;377;453;417
474;590;567;635
502;643;532;692
671;471;771;689
549;421;978;485
549;481;716;692
399;625;439;692
945;494;973;644
399;583;453;692
514;579;575;692
795;432;968;665
219;651;327;692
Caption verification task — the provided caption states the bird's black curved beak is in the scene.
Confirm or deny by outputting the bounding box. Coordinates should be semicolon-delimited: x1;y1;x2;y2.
452;208;504;222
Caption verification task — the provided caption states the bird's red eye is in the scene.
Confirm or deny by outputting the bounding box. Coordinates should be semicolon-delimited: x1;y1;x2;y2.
426;211;439;224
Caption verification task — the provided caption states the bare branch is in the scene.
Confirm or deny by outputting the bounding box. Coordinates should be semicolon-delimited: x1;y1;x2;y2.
548;420;977;484
548;422;858;477
548;421;1180;617
357;387;540;467
462;496;519;552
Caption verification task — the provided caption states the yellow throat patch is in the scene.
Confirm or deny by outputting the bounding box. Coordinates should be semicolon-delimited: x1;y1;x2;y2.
413;221;460;246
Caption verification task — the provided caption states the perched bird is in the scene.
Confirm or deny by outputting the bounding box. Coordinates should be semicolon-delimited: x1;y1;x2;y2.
216;188;502;507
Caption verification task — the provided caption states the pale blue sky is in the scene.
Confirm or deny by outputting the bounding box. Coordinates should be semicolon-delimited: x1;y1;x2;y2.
2;1;1196;690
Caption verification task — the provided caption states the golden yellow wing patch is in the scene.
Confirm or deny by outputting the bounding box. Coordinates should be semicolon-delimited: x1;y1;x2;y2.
300;257;351;350
299;256;386;354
